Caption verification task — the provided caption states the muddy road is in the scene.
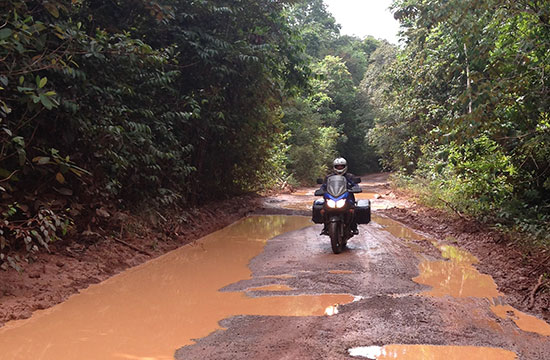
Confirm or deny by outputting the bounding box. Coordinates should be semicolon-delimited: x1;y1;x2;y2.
0;174;549;359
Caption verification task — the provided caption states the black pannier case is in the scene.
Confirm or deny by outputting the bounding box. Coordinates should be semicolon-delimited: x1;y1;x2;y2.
312;199;324;224
355;199;371;224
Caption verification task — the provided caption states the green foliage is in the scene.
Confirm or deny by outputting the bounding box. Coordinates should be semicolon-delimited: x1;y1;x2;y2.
1;204;72;271
282;97;339;184
369;0;550;242
0;0;310;264
283;4;386;178
282;50;379;184
333;35;382;85
412;136;516;216
287;0;341;59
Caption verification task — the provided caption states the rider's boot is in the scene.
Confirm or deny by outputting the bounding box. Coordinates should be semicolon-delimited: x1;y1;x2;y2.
320;224;329;235
351;222;359;235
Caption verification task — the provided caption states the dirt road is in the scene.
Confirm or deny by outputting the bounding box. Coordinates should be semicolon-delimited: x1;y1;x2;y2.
0;174;549;359
176;173;550;359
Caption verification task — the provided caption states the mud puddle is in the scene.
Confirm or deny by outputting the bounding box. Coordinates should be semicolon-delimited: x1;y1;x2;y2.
373;214;550;338
0;216;354;360
413;259;501;298
348;344;517;359
372;214;427;242
355;193;377;200
491;305;550;336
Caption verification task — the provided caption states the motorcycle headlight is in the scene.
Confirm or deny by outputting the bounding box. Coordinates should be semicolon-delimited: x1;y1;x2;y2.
326;199;336;208
336;199;346;208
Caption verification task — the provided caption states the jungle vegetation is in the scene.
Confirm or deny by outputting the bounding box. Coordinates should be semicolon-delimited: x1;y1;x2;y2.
0;0;548;266
370;0;550;246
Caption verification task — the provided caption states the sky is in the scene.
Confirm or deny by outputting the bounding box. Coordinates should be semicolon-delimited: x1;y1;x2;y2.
323;0;401;44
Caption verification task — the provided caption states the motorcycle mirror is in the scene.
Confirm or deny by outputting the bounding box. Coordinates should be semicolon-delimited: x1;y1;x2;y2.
314;189;325;196
316;178;324;184
353;177;362;184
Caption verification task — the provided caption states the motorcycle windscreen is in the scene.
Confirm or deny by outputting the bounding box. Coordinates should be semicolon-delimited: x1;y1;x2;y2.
326;175;347;198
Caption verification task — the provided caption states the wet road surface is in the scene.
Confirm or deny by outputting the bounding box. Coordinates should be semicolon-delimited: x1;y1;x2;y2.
1;174;549;359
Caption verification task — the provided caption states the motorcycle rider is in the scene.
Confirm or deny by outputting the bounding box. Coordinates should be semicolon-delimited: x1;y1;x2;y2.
320;157;359;236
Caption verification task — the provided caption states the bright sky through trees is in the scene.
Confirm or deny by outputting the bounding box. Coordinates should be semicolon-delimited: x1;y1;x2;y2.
324;0;400;44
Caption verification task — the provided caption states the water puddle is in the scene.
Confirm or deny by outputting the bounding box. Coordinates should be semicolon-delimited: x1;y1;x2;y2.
247;284;294;292
0;216;354;360
374;215;550;337
491;305;550;336
372;215;427;242
348;344;517;359
373;215;499;298
413;260;501;298
356;193;377;200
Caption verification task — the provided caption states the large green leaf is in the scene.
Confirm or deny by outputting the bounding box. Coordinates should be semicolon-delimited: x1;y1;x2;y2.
0;28;12;40
39;94;55;110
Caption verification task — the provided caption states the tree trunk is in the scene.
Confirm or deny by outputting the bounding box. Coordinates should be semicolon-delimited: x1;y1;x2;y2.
464;43;473;114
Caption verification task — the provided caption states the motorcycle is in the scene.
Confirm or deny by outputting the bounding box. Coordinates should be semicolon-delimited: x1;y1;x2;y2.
312;175;367;254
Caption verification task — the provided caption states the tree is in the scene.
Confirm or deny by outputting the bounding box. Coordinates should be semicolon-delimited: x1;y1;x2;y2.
369;0;550;237
0;0;311;261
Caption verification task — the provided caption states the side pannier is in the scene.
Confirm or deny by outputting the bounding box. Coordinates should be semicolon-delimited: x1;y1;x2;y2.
355;199;371;224
312;199;324;224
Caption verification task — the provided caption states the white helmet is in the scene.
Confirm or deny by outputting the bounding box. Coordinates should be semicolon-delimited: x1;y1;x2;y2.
333;157;348;175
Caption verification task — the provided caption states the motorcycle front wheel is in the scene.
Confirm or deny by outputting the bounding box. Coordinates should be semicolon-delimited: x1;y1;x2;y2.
329;221;343;254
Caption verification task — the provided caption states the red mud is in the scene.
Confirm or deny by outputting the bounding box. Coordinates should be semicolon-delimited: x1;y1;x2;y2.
0;195;261;327
1;172;548;333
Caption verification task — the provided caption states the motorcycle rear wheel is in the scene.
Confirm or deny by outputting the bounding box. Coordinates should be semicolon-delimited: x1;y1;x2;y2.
329;222;343;254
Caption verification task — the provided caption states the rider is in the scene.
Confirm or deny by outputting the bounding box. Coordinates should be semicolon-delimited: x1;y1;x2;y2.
320;157;359;235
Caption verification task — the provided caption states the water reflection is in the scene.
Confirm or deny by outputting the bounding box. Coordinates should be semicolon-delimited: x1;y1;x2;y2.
372;215;426;242
439;244;478;264
413;260;501;298
324;305;339;316
0;216;354;360
348;344;517;359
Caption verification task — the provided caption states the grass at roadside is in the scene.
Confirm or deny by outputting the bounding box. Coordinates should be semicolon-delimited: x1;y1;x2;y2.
390;173;550;252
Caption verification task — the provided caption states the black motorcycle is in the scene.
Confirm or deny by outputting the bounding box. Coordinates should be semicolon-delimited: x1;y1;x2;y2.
312;175;371;254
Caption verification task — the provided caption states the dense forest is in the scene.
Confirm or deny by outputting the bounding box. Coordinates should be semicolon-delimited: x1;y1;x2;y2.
372;0;550;246
0;0;548;267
